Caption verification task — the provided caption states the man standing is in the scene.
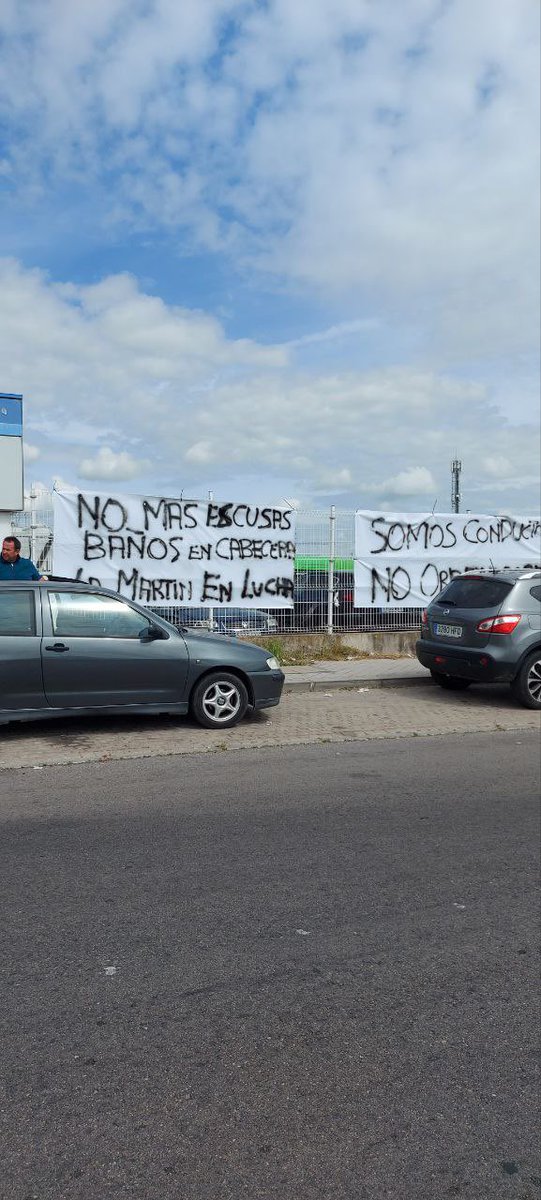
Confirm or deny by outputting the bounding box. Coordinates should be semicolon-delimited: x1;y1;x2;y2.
0;536;47;580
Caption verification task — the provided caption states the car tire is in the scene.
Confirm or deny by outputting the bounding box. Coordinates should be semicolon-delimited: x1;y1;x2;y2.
510;650;541;710
430;671;472;691
190;671;249;729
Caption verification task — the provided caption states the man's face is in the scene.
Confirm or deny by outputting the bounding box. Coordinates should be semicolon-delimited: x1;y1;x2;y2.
1;540;19;562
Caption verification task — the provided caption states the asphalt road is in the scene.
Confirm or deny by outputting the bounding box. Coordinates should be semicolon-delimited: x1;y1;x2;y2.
1;731;539;1200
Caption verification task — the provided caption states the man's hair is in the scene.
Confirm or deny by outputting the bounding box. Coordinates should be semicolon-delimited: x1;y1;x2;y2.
2;535;21;551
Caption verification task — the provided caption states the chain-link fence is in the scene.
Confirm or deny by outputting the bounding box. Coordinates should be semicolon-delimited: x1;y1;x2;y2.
8;492;422;634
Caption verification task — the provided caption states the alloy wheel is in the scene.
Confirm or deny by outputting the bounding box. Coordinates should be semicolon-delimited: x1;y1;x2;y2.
526;656;541;704
201;680;242;724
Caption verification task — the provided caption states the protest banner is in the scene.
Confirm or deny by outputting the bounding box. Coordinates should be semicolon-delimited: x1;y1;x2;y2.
354;511;541;607
53;489;296;607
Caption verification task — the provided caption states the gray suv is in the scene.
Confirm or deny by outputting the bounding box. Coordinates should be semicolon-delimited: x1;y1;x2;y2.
416;569;541;709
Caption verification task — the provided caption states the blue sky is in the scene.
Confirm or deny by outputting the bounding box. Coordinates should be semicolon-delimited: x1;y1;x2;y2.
0;0;539;513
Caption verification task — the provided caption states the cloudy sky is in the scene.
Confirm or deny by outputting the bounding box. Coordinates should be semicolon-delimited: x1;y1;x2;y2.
1;0;539;513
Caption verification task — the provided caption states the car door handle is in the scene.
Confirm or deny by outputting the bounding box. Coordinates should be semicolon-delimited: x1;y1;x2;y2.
45;643;70;652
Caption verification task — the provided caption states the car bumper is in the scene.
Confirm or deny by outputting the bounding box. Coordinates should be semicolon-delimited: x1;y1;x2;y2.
251;669;285;710
415;639;516;683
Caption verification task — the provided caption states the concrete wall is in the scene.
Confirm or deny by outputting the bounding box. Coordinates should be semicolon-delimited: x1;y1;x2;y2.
251;629;419;657
340;629;418;655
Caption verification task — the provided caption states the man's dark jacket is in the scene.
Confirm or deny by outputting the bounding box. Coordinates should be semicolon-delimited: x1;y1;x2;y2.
0;555;42;580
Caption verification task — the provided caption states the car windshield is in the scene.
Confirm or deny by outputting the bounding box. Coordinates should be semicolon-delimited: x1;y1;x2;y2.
436;577;514;609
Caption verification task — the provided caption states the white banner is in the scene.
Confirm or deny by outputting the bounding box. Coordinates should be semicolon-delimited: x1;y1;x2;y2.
52;489;296;607
354;511;541;607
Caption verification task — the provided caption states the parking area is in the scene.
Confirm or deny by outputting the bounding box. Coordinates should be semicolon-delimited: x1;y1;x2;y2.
0;680;539;770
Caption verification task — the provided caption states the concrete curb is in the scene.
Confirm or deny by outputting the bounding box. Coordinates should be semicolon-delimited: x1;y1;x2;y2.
284;675;431;694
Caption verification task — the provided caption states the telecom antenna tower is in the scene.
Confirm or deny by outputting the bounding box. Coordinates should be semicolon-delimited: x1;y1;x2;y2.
451;459;462;513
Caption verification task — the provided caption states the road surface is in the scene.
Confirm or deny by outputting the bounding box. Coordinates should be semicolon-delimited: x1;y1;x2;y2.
1;726;539;1199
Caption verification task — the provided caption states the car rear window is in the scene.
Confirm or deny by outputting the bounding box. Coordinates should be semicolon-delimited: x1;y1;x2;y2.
436;577;513;609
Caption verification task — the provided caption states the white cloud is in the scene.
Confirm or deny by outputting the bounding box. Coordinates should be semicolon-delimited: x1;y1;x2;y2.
185;440;215;465
0;0;538;365
314;466;353;490
0;257;286;433
286;320;380;350
0;0;535;521
23;442;40;462
0;261;539;512
375;466;437;498
482;454;512;477
78;446;150;482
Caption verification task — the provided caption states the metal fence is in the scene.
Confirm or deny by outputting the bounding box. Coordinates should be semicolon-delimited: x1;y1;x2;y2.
8;493;422;634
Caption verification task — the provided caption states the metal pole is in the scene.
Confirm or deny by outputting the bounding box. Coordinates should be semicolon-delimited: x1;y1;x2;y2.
30;481;37;563
207;489;215;632
327;504;336;636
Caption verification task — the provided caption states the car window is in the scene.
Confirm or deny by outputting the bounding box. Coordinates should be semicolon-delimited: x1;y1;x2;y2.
0;591;36;636
437;577;513;609
530;586;541;602
49;592;152;639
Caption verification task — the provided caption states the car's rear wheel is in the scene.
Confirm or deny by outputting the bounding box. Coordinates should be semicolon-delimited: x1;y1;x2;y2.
190;671;249;729
430;671;472;691
510;650;541;710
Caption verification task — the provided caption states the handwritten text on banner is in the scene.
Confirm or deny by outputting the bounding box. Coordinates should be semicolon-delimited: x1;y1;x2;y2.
53;489;296;607
354;511;541;607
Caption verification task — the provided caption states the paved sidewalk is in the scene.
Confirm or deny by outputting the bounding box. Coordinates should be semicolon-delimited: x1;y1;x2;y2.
0;657;539;771
284;654;427;691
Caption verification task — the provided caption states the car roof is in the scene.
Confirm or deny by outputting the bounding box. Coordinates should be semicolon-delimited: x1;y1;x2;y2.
454;568;541;583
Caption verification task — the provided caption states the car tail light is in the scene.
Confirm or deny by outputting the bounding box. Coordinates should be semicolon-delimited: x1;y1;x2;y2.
476;614;521;634
421;608;428;625
343;591;353;603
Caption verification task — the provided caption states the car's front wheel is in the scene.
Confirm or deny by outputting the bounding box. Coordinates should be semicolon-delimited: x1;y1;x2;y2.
190;671;249;729
511;650;541;710
430;671;472;691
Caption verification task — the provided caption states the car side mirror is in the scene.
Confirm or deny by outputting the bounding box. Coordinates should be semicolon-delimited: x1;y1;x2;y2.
139;625;163;642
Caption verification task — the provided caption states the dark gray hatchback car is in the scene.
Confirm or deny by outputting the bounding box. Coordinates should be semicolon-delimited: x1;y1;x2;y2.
416;569;541;708
0;582;284;730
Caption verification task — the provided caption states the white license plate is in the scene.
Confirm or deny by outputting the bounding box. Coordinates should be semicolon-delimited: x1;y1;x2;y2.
434;622;462;638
